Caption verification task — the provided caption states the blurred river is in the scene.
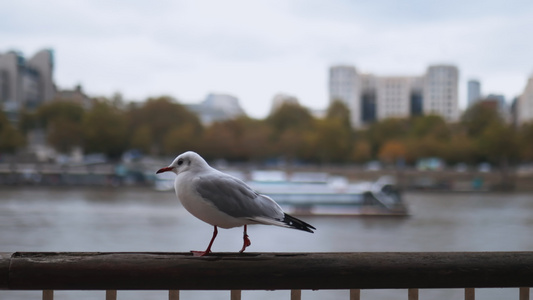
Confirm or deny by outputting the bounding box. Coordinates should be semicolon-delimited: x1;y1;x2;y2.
1;188;532;300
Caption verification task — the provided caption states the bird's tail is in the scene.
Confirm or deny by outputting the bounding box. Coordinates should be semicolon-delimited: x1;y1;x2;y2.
283;213;316;233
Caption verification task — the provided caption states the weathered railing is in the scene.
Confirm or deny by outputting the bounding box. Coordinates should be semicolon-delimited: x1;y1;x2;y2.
1;252;532;299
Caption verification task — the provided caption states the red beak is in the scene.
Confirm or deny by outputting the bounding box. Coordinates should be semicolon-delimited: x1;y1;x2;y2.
156;167;173;174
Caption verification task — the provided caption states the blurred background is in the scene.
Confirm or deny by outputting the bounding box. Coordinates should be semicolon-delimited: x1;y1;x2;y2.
1;0;533;299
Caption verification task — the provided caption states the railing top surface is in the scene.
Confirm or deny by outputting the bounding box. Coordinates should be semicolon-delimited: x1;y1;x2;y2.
2;251;533;290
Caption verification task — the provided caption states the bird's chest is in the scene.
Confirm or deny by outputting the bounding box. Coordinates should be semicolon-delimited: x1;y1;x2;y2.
175;180;208;214
174;178;243;228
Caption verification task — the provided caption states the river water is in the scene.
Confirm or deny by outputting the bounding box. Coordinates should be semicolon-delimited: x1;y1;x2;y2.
1;188;532;300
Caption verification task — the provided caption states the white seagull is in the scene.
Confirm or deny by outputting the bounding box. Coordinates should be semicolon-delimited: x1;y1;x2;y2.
156;151;315;256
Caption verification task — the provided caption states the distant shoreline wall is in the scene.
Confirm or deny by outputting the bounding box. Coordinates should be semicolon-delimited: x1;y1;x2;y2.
1;162;531;192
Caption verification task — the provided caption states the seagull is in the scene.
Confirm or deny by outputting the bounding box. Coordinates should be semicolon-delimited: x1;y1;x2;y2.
156;151;315;256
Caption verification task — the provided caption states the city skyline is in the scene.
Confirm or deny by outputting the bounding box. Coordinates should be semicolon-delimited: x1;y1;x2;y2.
329;64;458;128
2;0;533;118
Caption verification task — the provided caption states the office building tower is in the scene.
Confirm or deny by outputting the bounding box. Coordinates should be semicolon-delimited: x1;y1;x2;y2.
423;65;459;122
329;64;458;127
517;76;533;125
329;65;360;127
0;49;55;122
467;79;481;106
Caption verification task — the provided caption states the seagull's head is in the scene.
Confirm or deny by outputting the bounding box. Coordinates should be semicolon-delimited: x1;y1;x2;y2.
156;151;208;175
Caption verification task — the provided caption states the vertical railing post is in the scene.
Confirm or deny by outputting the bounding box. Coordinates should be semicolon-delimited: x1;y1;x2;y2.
291;289;302;300
465;288;475;300
520;287;530;300
350;289;360;300
169;290;180;300
230;290;241;300
42;290;54;300
106;290;117;300
408;288;419;300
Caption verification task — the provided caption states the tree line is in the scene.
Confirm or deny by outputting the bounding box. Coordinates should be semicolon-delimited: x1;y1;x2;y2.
1;95;533;167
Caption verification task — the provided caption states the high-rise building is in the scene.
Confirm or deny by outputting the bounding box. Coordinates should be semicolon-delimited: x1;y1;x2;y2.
0;49;55;121
517;76;533;125
329;64;458;127
467;79;481;106
375;76;423;120
423;65;459;122
329;66;360;127
360;75;377;124
28;49;56;105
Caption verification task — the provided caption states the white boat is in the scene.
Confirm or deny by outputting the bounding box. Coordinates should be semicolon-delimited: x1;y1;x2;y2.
247;172;408;217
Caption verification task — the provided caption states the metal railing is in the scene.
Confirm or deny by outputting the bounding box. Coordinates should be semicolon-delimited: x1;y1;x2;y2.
1;252;532;299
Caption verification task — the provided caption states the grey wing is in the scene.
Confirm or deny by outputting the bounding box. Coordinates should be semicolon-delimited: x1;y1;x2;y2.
195;172;284;220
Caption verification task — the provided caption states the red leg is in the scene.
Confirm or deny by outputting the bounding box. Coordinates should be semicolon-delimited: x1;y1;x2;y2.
239;225;251;253
192;226;218;257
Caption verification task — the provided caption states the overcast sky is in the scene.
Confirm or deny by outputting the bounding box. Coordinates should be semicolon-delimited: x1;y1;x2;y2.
2;0;533;118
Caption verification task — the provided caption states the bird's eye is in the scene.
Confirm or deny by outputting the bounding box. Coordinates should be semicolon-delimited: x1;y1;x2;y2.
177;159;183;166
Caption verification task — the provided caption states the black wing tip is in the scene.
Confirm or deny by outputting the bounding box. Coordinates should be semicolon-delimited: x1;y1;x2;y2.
283;213;316;233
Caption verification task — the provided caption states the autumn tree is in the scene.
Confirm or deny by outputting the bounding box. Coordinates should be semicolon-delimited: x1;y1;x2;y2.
36;101;85;127
199;117;274;161
274;128;307;162
364;118;411;157
238;118;274;161
129;125;152;153
163;124;201;156
266;102;314;136
460;102;502;138
405;136;448;162
477;121;519;164
33;101;85;153
82;101;128;158
200;120;243;161
47;119;83;154
443;133;476;164
326;100;351;129
309;118;353;163
378;140;408;165
410;114;450;141
126;96;202;155
0;110;25;152
265;102;316;161
294;100;355;163
351;140;372;162
17;110;39;134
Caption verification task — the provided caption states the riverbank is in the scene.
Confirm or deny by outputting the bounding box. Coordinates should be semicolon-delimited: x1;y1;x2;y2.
1;162;532;192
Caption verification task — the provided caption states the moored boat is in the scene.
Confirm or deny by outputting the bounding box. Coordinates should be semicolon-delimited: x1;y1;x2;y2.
247;172;409;217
